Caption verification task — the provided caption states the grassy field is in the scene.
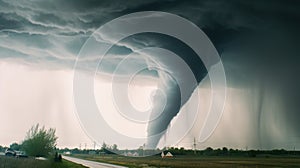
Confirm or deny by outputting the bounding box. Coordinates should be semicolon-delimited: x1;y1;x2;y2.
0;155;87;168
73;154;300;168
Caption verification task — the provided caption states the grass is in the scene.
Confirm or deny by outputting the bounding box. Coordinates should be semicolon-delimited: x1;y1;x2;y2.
73;154;300;168
0;155;87;168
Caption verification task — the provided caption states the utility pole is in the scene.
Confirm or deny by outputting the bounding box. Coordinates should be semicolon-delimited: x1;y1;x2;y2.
79;143;81;150
193;137;197;155
85;143;87;150
93;141;96;151
143;143;145;157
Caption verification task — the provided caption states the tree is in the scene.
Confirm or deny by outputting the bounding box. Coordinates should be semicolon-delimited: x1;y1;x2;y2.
22;124;58;157
0;145;3;152
112;144;118;151
10;142;21;151
204;147;213;155
101;142;107;150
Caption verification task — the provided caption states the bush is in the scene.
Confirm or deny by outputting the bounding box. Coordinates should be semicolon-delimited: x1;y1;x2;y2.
54;152;62;162
22;124;58;157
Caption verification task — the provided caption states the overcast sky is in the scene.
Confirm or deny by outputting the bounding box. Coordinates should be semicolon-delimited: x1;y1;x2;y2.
1;0;300;150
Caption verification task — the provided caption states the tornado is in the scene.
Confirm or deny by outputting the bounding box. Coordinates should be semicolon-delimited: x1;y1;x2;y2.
139;34;211;148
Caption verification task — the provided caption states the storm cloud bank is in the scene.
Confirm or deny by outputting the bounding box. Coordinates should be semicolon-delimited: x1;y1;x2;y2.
1;0;300;149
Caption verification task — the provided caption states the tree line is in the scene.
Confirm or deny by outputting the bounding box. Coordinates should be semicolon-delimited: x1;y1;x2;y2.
1;124;300;158
0;124;58;158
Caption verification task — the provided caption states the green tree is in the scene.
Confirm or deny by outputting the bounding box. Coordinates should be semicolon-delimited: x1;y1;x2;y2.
101;142;107;150
0;145;3;152
112;144;118;151
10;142;21;151
22;124;58;157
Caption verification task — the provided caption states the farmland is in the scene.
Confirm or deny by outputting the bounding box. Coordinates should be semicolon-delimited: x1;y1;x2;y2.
73;154;300;168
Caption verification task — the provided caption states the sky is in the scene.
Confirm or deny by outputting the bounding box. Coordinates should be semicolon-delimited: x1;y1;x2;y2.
0;0;300;150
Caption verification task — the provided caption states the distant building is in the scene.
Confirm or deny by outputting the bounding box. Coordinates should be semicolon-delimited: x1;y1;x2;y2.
165;152;173;157
161;151;173;158
132;152;139;156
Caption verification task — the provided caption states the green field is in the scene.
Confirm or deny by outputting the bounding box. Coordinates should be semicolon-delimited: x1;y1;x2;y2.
73;154;300;168
0;155;86;168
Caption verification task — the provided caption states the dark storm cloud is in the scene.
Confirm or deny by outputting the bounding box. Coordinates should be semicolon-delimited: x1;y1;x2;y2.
1;0;298;66
0;0;162;34
1;0;300;148
114;0;300;148
0;0;168;69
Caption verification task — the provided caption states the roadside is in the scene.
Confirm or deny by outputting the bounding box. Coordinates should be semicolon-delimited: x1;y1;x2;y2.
63;155;127;168
0;155;86;168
